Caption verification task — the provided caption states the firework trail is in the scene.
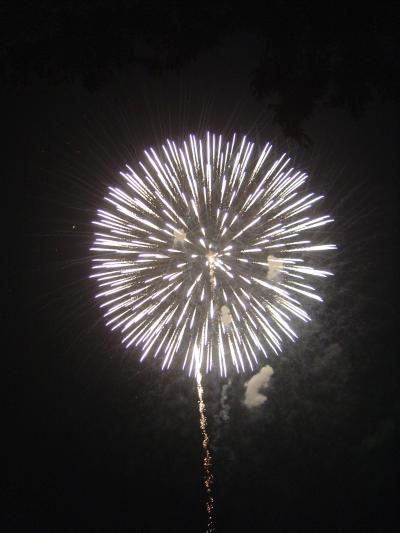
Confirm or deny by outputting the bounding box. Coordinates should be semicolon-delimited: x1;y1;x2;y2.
197;371;214;532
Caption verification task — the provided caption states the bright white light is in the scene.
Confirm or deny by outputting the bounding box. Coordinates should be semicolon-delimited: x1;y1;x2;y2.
91;133;335;375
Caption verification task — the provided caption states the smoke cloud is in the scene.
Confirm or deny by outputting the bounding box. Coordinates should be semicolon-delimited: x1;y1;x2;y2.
244;365;274;408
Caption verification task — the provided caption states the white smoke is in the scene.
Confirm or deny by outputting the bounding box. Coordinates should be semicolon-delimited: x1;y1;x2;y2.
266;254;283;280
173;228;186;246
212;379;232;448
244;365;274;408
219;379;232;422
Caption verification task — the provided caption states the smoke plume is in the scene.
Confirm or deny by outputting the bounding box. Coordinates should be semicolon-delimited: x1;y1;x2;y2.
244;365;274;408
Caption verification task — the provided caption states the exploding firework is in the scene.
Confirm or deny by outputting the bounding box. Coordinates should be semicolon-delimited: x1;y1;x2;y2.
91;132;336;532
91;133;335;376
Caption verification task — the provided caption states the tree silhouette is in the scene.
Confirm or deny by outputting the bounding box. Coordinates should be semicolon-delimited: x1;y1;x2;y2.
1;1;399;139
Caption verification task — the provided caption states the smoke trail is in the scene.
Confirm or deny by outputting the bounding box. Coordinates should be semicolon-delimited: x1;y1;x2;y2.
219;379;232;423
212;379;232;448
197;372;215;533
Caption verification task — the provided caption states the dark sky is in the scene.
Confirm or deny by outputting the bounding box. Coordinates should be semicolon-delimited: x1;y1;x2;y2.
3;2;399;532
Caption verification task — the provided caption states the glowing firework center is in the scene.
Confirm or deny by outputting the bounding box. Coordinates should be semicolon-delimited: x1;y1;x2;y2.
91;133;335;376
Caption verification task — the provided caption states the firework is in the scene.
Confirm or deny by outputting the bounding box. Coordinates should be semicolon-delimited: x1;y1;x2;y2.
91;133;335;376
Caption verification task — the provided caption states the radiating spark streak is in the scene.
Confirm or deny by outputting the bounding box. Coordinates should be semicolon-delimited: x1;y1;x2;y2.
92;132;335;375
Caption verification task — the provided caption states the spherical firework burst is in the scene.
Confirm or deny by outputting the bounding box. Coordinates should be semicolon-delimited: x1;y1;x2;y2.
91;133;336;376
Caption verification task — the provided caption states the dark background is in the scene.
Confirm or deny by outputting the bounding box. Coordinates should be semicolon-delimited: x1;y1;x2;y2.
3;2;399;532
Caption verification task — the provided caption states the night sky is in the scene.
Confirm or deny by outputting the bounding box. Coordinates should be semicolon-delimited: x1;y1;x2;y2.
3;3;399;532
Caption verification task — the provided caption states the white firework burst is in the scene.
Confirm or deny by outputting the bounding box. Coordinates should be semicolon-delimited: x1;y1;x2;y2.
91;132;336;376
